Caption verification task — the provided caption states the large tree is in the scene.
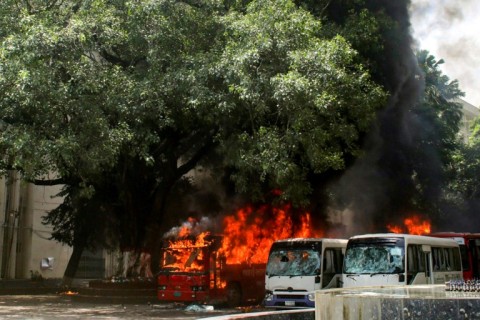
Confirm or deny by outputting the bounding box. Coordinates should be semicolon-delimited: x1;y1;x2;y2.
0;0;387;281
1;0;227;283
217;0;387;204
409;50;463;217
442;113;480;231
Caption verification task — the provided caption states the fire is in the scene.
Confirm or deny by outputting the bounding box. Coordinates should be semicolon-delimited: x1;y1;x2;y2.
161;231;213;272
387;215;431;235
219;203;322;264
161;201;323;271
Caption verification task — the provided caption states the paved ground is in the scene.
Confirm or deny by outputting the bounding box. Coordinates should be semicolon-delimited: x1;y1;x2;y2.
0;294;253;319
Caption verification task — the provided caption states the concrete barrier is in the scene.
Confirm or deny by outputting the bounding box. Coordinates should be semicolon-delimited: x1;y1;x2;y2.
315;285;480;320
200;308;314;320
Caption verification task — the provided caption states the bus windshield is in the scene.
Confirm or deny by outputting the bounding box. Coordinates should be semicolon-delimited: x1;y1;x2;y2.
344;241;405;274
266;248;321;276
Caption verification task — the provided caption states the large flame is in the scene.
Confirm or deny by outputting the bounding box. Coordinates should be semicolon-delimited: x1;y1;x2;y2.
160;201;323;271
219;203;322;264
161;231;212;272
387;214;431;235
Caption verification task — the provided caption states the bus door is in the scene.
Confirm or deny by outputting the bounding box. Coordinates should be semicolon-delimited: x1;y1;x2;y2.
406;244;429;285
321;248;343;289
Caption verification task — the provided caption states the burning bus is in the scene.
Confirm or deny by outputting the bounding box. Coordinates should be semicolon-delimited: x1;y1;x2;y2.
157;200;324;306
157;232;265;306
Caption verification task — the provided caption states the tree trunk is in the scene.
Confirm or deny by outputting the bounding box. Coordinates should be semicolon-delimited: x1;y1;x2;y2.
62;243;85;288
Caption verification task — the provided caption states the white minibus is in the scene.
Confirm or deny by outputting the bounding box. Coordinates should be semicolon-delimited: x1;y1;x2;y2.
264;238;347;308
342;233;463;288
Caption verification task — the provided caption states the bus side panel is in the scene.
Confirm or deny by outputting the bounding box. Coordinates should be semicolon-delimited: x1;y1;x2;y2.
223;263;266;305
342;274;404;287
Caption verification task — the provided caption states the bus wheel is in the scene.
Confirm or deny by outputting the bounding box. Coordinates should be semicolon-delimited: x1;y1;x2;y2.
226;282;242;307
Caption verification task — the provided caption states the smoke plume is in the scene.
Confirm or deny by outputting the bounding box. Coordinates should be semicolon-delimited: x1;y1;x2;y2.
410;0;480;106
329;0;430;236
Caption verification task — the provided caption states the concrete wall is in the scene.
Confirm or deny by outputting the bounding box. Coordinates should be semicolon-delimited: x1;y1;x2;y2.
315;285;480;320
0;174;71;279
0;174;122;280
22;183;72;279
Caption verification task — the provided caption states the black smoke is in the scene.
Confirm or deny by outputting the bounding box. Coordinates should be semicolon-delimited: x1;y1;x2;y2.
328;0;440;235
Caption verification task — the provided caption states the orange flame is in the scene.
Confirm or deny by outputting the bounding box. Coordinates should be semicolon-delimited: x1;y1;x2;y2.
387;215;431;235
161;230;212;272
219;203;322;264
160;202;323;271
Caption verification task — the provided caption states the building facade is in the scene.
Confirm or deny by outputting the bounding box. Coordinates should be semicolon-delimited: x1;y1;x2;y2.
0;172;70;279
0;172;115;280
458;98;480;142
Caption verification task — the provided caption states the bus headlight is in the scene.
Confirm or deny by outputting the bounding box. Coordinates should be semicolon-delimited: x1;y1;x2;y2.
307;293;315;301
158;285;167;290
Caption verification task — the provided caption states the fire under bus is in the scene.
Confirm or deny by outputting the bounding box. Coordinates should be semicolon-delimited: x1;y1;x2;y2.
157;234;266;306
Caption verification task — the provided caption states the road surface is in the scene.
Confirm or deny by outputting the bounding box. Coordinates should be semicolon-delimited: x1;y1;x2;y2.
0;294;254;319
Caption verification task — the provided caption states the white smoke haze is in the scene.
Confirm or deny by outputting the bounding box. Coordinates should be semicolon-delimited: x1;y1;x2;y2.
162;216;215;239
410;0;480;106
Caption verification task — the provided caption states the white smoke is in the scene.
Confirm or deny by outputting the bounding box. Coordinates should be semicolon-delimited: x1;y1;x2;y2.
410;0;480;107
162;216;214;238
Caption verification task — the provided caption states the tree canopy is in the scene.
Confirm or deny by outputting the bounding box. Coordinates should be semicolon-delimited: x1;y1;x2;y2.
0;0;386;260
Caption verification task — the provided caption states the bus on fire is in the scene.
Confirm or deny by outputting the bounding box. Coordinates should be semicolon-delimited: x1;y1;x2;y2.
264;238;347;308
342;233;463;288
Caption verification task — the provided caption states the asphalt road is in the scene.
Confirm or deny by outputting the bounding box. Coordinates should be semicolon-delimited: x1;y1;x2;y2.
0;295;252;319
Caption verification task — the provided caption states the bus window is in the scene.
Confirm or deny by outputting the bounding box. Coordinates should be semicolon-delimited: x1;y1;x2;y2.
432;247;444;271
407;245;425;284
471;240;480;278
431;247;461;272
459;245;470;271
444;247;461;271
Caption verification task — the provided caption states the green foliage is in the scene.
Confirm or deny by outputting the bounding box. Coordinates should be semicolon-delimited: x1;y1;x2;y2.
0;0;226;249
0;0;387;251
0;0;133;181
218;0;386;204
410;50;464;216
446;118;480;202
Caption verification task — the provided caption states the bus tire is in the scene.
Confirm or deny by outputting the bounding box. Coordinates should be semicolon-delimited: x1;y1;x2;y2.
226;282;242;307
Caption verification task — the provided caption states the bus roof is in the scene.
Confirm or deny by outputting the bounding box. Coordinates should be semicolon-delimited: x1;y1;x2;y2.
273;237;348;244
429;232;480;239
348;233;459;246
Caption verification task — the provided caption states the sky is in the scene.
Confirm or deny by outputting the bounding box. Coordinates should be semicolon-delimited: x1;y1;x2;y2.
410;0;480;107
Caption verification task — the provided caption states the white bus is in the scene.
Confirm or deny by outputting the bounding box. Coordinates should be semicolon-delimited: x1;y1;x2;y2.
342;233;463;288
264;238;347;308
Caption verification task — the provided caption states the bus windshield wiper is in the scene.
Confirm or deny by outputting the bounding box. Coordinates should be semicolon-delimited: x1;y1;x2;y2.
370;272;387;277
